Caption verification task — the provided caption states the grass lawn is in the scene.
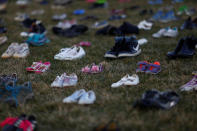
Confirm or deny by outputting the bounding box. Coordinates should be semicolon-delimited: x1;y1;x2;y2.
0;0;197;130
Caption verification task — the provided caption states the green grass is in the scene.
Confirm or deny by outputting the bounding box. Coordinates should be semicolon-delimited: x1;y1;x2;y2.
0;0;197;130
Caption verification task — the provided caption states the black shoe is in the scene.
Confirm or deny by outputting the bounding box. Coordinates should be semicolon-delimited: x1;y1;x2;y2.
104;37;123;58
96;25;121;35
118;22;139;35
180;17;197;30
118;36;141;57
167;36;196;59
22;18;37;28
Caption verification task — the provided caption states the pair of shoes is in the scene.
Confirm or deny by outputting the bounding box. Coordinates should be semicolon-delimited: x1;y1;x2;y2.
63;89;96;104
53;24;88;37
167;36;197;59
1;43;29;58
54;46;86;60
0;36;7;45
52;13;67;21
92;20;109;29
104;36;141;58
138;20;153;30
51;73;77;88
26;33;50;46
0;81;33;107
26;61;51;74
111;74;139;88
0;114;37;131
136;61;161;74
152;27;178;38
81;63;103;74
180;17;197;30
133;89;179;110
180;75;197;91
75;41;91;47
55;19;77;29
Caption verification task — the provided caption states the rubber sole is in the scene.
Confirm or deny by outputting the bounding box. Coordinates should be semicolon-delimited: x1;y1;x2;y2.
118;49;141;57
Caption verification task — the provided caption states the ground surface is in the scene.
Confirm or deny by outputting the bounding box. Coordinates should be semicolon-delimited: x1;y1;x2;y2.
0;0;197;130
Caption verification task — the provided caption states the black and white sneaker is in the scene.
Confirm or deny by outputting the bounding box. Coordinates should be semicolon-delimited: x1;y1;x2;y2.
118;36;141;57
104;37;122;58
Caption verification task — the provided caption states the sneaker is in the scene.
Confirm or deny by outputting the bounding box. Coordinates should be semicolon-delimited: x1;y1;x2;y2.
55;19;77;29
104;37;122;58
34;62;51;74
13;43;30;58
1;43;19;58
78;90;96;104
111;74;139;88
118;36;141;57
163;27;178;37
145;61;161;74
62;73;78;87
54;47;72;60
63;89;86;103
51;73;65;88
92;20;108;29
14;13;29;21
0;36;7;45
52;13;67;21
16;0;29;6
26;61;43;72
81;63;103;74
152;28;169;38
180;76;197;91
159;10;177;23
138;20;153;30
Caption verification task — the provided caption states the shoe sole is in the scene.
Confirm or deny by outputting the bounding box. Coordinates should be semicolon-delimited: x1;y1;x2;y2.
118;49;141;57
104;54;117;58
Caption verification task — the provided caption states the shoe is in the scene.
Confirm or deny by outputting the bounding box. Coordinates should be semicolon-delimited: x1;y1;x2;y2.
63;89;86;103
14;13;29;21
92;20;108;29
26;33;50;46
159;10;177;23
75;41;91;47
118;36;141;57
26;61;43;72
73;9;85;15
80;15;98;21
104;36;122;58
55;19;77;29
51;73;65;88
108;14;126;21
138;38;148;45
34;62;51;74
145;61;161;74
180;76;197;91
31;9;44;15
62;73;78;87
163;27;178;37
152;28;169;38
1;43;19;58
167;36;196;59
0;36;7;45
180;17;197;30
54;47;72;60
150;10;164;21
118;22;139;34
16;0;29;6
148;0;163;5
0;27;7;34
0;74;17;88
78;90;96;104
13;43;30;58
81;63;103;74
136;61;149;73
138;20;153;30
96;25;121;36
52;13;67;21
111;74;139;88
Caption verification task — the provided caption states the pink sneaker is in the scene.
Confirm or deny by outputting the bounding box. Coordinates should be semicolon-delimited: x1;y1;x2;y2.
26;61;42;72
34;62;51;74
81;63;103;74
76;41;91;47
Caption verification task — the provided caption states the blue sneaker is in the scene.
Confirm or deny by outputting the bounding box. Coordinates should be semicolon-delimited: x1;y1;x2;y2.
26;33;50;46
0;81;34;107
148;0;163;5
73;9;85;15
150;10;164;21
159;10;177;23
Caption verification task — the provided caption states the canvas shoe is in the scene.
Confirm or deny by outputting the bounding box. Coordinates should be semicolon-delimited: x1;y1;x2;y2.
1;43;19;58
51;73;66;88
54;47;73;60
152;28;168;38
118;36;141;57
63;89;86;103
13;43;30;58
111;74;139;88
163;27;178;37
78;90;96;104
62;73;78;87
0;36;7;45
180;76;197;91
61;46;85;60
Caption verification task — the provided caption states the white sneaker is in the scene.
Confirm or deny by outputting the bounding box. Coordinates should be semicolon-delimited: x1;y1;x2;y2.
63;73;78;87
152;28;168;38
51;73;66;88
138;38;148;45
163;27;178;37
63;89;86;103
56;20;77;29
0;36;7;45
78;90;96;104
16;0;29;5
1;43;19;58
54;47;76;60
111;74;139;88
138;20;153;30
13;43;29;58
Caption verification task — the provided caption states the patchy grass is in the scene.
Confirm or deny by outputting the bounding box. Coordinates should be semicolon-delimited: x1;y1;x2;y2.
0;0;197;130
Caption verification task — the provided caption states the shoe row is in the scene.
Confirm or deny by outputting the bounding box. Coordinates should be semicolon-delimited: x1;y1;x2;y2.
1;43;29;58
26;61;51;74
104;36;141;58
63;89;96;104
54;46;86;60
152;27;178;38
51;73;78;88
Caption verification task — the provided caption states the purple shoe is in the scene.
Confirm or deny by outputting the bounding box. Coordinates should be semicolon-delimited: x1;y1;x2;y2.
180;75;197;91
136;61;149;73
145;62;161;74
